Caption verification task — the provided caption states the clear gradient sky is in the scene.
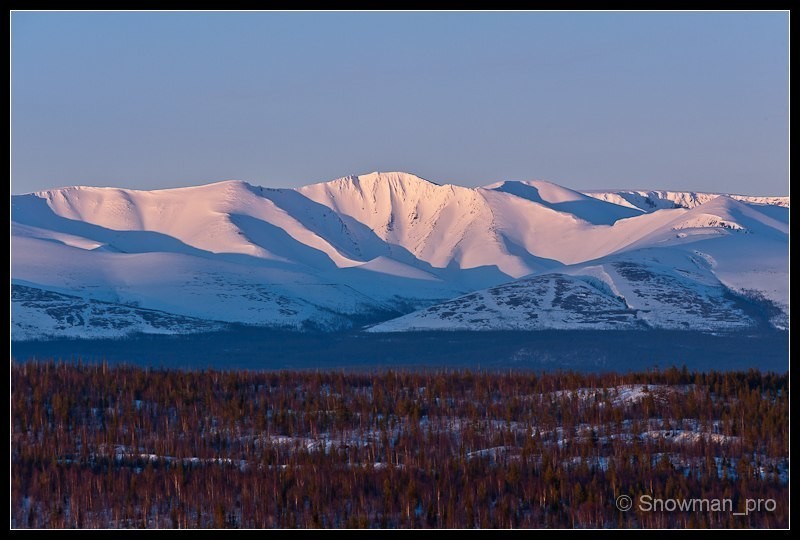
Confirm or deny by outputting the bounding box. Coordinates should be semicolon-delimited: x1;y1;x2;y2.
11;11;789;195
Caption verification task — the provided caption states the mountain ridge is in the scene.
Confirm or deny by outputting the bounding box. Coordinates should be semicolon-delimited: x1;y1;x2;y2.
11;172;788;339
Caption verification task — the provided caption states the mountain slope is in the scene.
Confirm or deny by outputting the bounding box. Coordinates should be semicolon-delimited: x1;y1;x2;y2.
12;284;224;340
11;172;788;338
366;247;769;332
583;188;789;214
366;189;788;333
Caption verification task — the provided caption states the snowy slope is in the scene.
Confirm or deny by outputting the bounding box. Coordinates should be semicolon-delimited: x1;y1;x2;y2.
366;248;764;332
298;172;562;278
11;232;454;332
366;273;640;332
12;284;224;340
367;191;789;332
10;172;789;338
583;188;789;213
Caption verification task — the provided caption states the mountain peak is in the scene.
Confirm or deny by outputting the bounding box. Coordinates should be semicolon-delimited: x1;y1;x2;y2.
363;171;435;183
583;188;790;213
27;178;254;198
318;171;440;190
11;171;788;338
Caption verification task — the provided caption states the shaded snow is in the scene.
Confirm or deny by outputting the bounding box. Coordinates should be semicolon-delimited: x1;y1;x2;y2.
11;172;788;338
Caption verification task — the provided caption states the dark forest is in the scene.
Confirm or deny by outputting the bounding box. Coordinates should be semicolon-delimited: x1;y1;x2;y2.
10;362;788;528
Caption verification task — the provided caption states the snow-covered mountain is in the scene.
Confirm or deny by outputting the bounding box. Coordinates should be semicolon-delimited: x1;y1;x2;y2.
583;188;790;213
11;172;788;339
366;247;785;332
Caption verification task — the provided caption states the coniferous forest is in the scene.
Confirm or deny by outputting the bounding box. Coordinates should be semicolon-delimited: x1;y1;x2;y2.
10;362;788;528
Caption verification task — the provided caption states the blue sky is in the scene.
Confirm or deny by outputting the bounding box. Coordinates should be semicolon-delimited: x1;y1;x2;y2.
11;11;789;195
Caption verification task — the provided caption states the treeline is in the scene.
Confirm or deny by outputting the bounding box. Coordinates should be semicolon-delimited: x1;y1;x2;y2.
10;361;788;528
